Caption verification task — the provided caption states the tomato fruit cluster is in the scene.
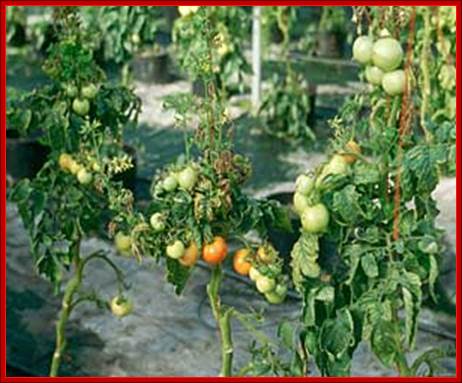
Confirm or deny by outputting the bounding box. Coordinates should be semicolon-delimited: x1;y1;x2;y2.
58;153;94;186
353;30;406;96
245;244;288;304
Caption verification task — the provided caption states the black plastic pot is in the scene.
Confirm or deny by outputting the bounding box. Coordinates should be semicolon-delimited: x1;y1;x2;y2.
6;130;49;180
307;83;317;127
8;25;27;47
266;192;301;261
316;31;345;58
192;79;206;98
131;51;171;84
192;75;224;98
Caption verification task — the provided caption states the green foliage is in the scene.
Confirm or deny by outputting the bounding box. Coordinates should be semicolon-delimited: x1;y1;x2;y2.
8;7;141;287
115;7;291;295
250;6;453;377
6;6;27;46
319;7;348;35
98;6;166;64
259;72;314;141
173;7;251;89
259;7;315;142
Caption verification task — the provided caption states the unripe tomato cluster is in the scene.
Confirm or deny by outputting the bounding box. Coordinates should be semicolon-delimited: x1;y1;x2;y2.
292;148;358;277
58;153;94;185
352;30;406;96
235;244;288;304
64;82;99;117
161;164;199;193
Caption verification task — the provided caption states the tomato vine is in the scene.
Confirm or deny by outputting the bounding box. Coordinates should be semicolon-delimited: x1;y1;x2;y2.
243;6;455;377
8;7;141;376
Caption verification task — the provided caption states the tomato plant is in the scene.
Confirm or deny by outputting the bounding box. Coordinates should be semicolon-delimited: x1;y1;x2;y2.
243;6;455;377
8;7;141;376
172;6;251;93
259;7;315;142
109;7;292;376
97;6;167;85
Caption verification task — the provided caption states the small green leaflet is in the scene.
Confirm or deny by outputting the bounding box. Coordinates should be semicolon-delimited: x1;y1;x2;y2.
290;232;319;289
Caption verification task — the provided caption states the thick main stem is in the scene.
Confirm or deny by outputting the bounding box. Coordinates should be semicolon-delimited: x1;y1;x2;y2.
207;265;233;376
49;242;82;377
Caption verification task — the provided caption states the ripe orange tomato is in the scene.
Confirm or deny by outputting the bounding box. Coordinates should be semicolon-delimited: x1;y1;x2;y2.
233;248;252;276
202;236;228;265
179;242;199;267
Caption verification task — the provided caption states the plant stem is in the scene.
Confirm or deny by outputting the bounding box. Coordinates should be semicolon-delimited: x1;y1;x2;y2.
207;265;234;376
49;241;82;377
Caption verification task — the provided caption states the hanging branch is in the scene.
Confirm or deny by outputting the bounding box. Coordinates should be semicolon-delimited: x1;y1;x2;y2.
392;7;416;242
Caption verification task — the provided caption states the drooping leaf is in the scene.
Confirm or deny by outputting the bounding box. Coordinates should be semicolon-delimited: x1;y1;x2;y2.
361;253;379;279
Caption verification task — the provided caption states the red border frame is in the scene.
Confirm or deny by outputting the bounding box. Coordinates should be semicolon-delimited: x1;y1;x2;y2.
0;2;460;382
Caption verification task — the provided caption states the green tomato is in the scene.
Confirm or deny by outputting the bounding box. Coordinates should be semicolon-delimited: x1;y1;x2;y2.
249;266;262;282
81;83;98;99
328;155;349;175
372;37;403;72
65;84;78;98
264;290;285;304
317;155;348;187
110;296;133;318
178;6;200;17
72;98;90;116
163;175;178;192
131;33;141;45
166;240;185;259
69;160;82;175
382;70;405;96
58;153;73;171
257;246;276;264
76;168;92;185
115;232;132;254
365;65;384;86
91;161;101;172
256;276;276;294
352;36;373;64
295;174;314;195
293;192;310;215
301;203;329;233
149;213;165;232
178;166;198;190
